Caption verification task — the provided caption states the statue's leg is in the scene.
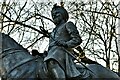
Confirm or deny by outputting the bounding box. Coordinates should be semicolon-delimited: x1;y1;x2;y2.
47;60;65;80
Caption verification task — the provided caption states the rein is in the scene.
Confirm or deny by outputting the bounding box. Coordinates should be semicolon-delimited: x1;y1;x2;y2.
0;48;24;58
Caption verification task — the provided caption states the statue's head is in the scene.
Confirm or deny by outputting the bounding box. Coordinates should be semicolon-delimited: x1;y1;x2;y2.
51;4;69;23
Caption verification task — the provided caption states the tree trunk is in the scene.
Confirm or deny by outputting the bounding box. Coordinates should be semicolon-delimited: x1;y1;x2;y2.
118;1;120;72
118;57;120;72
106;58;110;69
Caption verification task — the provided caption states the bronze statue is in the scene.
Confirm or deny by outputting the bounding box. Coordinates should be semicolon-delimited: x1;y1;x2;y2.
1;27;120;80
44;4;82;79
0;4;120;80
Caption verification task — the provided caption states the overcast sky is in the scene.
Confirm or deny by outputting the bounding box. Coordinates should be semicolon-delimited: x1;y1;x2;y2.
0;0;119;4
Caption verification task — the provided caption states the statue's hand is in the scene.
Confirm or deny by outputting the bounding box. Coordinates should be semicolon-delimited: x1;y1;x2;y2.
55;40;68;48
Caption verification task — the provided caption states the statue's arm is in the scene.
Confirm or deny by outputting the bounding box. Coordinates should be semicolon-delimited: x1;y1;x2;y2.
65;21;82;48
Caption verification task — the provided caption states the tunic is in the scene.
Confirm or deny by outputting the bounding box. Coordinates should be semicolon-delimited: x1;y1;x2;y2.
44;21;82;78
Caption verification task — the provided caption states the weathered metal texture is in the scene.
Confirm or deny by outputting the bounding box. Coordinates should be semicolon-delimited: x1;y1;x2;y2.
0;32;120;80
1;33;37;79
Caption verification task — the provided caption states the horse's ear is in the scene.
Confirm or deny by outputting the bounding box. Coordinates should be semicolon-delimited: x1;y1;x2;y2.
31;49;39;56
60;2;64;7
32;49;44;57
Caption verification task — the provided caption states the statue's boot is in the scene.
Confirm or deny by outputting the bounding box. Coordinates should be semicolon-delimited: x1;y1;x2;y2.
47;60;66;80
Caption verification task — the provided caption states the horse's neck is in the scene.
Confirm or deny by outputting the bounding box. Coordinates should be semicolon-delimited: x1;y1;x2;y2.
2;33;35;60
3;33;29;53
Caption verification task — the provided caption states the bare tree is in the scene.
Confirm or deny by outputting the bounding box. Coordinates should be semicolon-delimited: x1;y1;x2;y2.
0;0;120;72
117;1;120;72
67;0;120;71
0;0;53;52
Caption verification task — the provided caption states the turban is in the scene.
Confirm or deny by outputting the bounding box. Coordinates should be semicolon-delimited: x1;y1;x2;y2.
51;4;69;22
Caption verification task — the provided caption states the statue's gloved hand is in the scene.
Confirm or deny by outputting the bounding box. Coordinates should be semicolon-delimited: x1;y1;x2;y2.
55;40;68;48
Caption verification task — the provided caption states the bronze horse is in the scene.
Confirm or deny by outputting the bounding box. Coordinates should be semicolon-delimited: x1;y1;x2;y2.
0;32;120;80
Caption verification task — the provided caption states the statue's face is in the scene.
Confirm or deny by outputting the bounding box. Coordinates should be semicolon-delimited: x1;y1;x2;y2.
52;10;64;25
